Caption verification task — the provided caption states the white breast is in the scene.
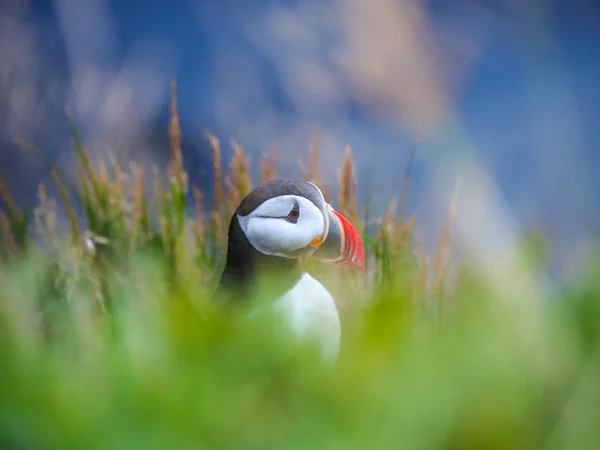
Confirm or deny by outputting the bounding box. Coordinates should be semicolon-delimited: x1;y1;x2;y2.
274;273;341;364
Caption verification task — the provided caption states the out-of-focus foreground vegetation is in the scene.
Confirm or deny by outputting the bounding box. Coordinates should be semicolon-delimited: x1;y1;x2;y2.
1;90;600;449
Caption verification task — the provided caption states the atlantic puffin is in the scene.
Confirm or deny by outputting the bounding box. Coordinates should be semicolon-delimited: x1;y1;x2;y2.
217;178;364;363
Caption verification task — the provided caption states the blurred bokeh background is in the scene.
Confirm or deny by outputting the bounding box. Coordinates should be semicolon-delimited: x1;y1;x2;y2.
1;0;599;284
3;3;600;447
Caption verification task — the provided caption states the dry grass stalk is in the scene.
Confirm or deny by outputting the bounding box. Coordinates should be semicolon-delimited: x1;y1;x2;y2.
414;248;429;299
34;183;58;243
372;199;395;243
225;180;239;210
306;136;334;210
74;140;99;194
260;149;278;184
98;161;109;190
51;169;81;239
168;81;183;178
271;147;279;179
226;142;251;206
0;212;16;257
259;154;270;185
152;166;165;233
34;183;47;234
351;185;358;223
432;195;458;296
193;186;205;238
403;215;415;242
309;131;321;185
298;132;323;186
110;155;125;198
210;209;223;246
338;147;358;220
338;151;351;215
76;158;93;206
158;214;168;246
207;133;223;211
297;159;308;180
392;214;415;251
0;180;18;218
152;167;162;204
100;161;123;215
131;166;146;236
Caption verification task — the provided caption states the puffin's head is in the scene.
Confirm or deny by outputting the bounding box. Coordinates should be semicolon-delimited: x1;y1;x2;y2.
235;178;364;270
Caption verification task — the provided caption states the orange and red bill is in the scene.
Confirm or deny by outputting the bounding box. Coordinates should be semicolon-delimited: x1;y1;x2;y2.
313;205;364;270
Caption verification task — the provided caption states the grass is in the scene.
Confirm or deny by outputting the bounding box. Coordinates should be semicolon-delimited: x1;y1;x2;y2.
1;86;600;449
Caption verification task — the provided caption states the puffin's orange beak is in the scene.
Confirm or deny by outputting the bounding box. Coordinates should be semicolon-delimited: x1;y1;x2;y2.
313;206;364;270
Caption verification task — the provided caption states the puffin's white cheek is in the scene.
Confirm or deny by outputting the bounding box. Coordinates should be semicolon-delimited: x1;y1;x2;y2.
246;219;306;254
245;216;323;256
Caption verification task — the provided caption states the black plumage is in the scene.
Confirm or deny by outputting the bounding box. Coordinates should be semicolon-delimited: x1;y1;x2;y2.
217;179;320;304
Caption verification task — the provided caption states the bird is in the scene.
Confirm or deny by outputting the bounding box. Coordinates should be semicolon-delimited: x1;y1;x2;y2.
217;178;364;364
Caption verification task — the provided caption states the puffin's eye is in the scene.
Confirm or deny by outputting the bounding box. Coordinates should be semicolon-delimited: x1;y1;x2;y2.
285;204;300;223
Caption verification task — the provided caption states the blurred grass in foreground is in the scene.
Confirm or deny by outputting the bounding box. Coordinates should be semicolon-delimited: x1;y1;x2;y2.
1;86;600;449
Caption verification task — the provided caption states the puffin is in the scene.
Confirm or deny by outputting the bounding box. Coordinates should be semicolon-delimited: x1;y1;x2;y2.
217;178;364;363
